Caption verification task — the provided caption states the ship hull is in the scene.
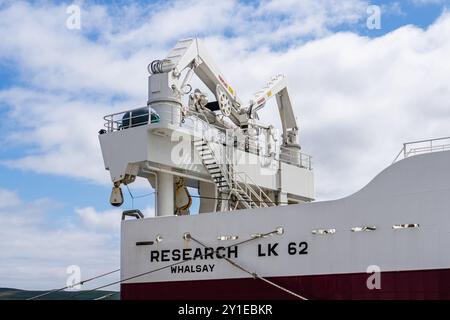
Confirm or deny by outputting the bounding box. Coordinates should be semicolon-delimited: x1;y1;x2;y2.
120;151;450;300
121;268;450;300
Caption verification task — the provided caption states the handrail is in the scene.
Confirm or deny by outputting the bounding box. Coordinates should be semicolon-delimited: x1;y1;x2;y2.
402;136;450;145
392;136;450;163
103;105;312;169
192;111;236;192
234;171;275;207
103;105;160;132
278;146;312;170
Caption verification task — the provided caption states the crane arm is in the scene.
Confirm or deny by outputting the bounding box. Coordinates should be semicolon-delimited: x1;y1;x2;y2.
249;74;299;145
149;38;242;119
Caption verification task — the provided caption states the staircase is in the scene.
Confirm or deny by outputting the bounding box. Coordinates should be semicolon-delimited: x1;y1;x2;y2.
194;139;230;193
194;138;276;211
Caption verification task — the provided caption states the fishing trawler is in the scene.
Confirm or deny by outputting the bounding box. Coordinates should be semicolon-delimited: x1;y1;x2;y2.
98;38;450;300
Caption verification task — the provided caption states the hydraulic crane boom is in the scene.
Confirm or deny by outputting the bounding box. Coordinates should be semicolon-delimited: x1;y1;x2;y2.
248;74;300;148
148;38;243;126
147;38;300;149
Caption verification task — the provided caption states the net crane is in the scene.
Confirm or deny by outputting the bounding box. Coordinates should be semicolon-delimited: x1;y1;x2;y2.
99;38;314;216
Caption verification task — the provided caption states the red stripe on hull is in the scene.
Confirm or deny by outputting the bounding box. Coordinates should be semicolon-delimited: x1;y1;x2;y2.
121;269;450;300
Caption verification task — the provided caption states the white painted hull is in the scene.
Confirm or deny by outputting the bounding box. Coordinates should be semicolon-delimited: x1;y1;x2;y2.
121;150;450;299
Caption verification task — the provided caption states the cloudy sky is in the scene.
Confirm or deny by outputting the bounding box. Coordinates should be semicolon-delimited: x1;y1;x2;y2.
0;0;449;291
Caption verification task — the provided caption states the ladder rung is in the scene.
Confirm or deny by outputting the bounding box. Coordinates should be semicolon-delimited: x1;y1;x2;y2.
211;172;224;177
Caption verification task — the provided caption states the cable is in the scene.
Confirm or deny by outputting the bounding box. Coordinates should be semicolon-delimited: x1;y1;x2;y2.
189;235;308;300
94;292;119;300
125;184;155;209
27;268;120;300
64;230;279;300
189;194;290;205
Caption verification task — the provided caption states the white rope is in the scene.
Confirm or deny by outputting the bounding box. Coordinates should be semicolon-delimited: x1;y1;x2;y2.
65;229;307;300
65;230;279;300
189;234;308;300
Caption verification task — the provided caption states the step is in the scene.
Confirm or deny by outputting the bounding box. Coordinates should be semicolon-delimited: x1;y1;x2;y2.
197;149;212;154
211;172;225;177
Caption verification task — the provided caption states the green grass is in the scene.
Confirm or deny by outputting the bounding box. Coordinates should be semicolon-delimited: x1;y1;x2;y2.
0;288;120;300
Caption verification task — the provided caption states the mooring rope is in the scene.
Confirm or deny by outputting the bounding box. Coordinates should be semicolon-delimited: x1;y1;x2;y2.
27;268;120;300
188;233;308;300
65;229;292;300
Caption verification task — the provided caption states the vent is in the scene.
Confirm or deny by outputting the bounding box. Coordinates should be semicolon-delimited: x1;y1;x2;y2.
312;228;336;235
217;235;239;241
136;241;154;246
351;226;377;232
393;223;420;229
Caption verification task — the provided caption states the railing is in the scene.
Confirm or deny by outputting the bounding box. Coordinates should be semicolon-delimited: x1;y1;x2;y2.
393;136;450;163
278;146;312;170
234;171;275;207
103;106;160;132
103;106;313;169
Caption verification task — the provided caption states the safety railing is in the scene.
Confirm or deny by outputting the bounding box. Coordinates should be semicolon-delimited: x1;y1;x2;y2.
103;106;312;170
234;171;275;207
277;146;312;170
392;136;450;163
103;106;160;132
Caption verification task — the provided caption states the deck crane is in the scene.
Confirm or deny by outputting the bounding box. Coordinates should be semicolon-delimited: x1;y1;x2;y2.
148;38;301;160
247;75;299;148
147;38;244;128
99;38;314;215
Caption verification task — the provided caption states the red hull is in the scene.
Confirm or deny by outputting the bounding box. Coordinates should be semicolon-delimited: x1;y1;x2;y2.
121;268;450;300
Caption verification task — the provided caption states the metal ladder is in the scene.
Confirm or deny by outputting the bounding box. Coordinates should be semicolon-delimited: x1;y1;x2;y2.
194;138;276;210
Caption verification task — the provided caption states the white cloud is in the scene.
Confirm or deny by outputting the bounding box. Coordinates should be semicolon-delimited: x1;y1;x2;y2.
0;188;21;208
76;206;121;231
0;189;120;290
0;88;115;184
0;0;449;202
410;0;448;5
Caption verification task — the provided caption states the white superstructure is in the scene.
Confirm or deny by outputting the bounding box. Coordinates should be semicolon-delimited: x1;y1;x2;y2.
99;38;314;216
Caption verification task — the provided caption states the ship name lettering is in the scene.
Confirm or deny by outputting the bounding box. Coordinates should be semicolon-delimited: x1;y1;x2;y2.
150;246;238;262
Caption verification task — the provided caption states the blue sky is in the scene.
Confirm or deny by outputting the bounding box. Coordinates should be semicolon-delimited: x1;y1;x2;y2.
1;0;450;290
